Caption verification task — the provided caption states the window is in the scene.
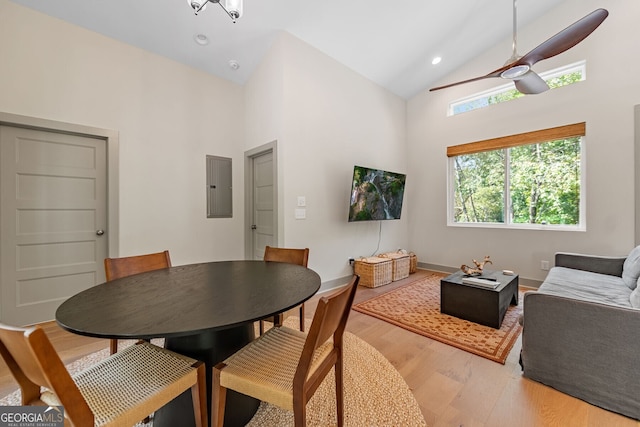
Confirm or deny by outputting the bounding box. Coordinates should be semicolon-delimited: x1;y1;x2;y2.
448;123;585;230
449;61;586;116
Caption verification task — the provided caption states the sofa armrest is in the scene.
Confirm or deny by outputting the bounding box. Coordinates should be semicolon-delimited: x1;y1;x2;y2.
554;252;625;277
521;292;640;419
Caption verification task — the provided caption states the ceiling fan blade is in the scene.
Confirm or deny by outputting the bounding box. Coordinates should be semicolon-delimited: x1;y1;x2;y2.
518;8;608;67
513;71;549;95
429;65;512;92
429;75;492;92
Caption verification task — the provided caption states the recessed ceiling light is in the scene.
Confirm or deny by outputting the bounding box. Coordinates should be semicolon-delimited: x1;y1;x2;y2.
194;34;209;46
228;60;240;70
432;57;442;65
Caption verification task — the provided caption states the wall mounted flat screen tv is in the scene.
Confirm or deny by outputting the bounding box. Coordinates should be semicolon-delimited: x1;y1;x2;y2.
349;165;406;221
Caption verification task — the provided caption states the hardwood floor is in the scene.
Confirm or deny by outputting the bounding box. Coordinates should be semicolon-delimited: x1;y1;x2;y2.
1;269;638;426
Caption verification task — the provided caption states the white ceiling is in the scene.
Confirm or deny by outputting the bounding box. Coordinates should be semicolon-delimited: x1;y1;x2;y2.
9;0;567;99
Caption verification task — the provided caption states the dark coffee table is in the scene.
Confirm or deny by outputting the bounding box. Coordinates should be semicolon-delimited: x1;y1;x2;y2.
440;270;518;329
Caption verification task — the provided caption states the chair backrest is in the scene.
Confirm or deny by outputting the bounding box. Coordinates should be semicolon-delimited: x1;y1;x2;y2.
0;323;93;423
263;246;309;267
104;250;172;281
294;275;359;389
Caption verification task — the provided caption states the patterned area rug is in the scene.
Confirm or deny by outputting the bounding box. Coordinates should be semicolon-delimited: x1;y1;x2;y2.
353;272;523;364
0;319;426;426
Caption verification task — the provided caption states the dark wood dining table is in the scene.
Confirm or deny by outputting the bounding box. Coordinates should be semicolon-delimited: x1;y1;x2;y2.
55;260;321;427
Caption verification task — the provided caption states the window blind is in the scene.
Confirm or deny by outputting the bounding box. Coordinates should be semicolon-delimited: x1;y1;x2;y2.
446;122;586;157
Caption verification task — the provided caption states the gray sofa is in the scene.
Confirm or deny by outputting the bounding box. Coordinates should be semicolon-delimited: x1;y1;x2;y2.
520;247;640;420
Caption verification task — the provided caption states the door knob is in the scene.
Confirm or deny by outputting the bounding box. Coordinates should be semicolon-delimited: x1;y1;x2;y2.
96;229;105;236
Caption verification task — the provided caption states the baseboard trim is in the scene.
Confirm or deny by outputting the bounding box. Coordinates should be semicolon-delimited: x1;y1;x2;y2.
320;275;353;293
418;262;542;289
329;263;542;292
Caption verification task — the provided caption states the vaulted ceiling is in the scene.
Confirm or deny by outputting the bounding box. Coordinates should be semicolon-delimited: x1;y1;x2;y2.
10;0;567;99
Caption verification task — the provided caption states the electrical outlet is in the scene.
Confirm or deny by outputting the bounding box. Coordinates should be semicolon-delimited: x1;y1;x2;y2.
349;258;355;265
541;260;550;271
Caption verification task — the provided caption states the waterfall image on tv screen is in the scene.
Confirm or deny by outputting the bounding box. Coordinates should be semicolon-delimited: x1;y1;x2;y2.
349;165;406;221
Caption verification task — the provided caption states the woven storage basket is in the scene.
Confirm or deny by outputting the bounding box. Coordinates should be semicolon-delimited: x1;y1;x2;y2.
354;257;392;288
379;252;410;281
409;253;417;274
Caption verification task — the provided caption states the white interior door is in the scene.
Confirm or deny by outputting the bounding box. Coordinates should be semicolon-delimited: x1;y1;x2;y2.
0;125;108;326
252;151;275;260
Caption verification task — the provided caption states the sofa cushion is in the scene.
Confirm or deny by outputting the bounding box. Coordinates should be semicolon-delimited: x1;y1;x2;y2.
540;267;632;308
631;278;640;308
622;245;640;290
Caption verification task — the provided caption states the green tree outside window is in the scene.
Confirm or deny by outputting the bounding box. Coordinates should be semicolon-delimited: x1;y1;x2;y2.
452;137;581;226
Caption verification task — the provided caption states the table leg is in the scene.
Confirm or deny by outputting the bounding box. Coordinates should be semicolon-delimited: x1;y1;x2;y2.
153;323;259;427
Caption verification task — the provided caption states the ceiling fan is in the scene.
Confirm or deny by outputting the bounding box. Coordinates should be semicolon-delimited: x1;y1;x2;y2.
429;1;609;95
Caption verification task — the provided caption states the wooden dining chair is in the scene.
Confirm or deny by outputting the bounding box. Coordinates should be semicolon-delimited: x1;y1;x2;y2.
213;275;359;427
104;250;171;354
261;246;310;334
0;323;207;427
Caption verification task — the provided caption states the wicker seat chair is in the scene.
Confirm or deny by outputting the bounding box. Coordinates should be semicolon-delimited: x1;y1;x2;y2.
260;246;310;334
213;275;359;427
104;250;171;354
0;323;207;427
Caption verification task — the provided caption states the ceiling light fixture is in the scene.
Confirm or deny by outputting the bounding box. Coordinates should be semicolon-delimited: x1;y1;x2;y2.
500;64;530;79
188;0;243;23
431;57;442;65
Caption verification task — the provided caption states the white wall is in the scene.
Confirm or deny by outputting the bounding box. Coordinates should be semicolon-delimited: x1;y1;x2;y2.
0;0;246;265
407;0;640;282
245;33;409;285
244;32;285;150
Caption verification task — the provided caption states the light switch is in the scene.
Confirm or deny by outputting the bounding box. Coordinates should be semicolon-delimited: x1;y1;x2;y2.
295;208;306;219
297;196;306;207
